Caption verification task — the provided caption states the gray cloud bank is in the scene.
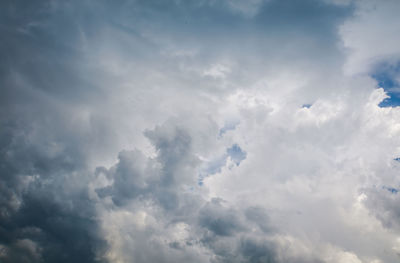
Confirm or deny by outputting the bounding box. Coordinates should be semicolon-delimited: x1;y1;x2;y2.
1;0;400;262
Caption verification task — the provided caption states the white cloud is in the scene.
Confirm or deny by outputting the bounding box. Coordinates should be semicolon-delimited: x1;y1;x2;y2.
340;0;400;75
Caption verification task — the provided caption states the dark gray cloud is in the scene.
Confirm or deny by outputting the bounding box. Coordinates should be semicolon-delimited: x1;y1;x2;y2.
0;133;106;262
0;8;107;256
363;186;400;230
198;198;246;237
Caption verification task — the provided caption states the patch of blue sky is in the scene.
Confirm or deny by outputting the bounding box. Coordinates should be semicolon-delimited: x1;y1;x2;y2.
371;62;400;107
204;155;229;175
218;119;240;138
302;104;312;108
198;144;247;185
227;144;247;166
382;186;399;194
379;94;400;107
198;154;228;186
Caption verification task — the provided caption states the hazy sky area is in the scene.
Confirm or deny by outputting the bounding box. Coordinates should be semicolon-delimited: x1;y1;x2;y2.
1;0;400;262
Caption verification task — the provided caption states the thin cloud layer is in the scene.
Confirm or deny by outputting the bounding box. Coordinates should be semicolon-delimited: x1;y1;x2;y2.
1;0;400;262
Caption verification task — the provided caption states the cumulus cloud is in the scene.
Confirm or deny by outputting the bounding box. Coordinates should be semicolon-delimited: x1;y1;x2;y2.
1;0;400;262
340;0;400;75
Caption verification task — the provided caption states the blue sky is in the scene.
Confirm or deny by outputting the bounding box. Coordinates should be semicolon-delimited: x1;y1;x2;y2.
372;63;400;107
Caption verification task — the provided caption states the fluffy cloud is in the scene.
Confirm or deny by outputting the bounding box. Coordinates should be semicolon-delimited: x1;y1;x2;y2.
1;0;400;262
340;0;400;75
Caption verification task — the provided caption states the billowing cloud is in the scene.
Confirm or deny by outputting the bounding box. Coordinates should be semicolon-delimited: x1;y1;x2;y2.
1;0;400;262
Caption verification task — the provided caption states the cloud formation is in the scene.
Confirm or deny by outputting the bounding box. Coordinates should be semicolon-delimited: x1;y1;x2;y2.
1;0;400;262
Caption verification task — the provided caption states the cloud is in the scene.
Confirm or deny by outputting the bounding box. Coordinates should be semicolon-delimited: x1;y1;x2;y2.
340;0;400;75
95;121;331;262
1;0;400;262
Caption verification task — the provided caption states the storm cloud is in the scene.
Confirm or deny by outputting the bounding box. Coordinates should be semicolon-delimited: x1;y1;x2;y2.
1;0;400;262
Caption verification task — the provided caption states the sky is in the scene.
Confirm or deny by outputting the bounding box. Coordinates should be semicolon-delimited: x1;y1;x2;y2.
1;0;400;262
